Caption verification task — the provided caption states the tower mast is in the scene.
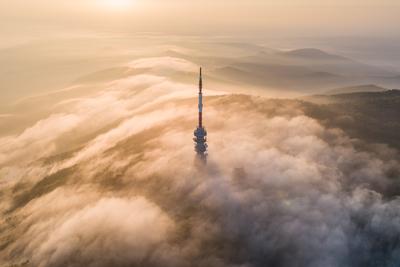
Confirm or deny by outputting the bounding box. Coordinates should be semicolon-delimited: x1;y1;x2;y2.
193;67;207;161
198;67;203;128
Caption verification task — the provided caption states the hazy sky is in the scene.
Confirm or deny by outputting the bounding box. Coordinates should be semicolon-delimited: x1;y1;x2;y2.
1;0;400;40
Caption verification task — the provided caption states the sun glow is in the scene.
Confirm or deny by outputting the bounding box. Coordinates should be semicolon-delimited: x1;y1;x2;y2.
99;0;134;9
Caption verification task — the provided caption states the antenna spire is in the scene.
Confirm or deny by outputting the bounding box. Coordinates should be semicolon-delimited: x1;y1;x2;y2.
199;67;202;92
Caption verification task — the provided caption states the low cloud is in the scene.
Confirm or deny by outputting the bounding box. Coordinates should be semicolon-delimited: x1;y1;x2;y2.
0;113;81;166
8;188;174;267
1;57;400;267
128;57;198;73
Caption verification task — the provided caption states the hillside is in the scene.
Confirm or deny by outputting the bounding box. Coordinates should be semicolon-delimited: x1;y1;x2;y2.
304;90;400;150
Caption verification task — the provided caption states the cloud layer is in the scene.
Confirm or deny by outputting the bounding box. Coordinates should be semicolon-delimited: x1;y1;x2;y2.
1;57;400;267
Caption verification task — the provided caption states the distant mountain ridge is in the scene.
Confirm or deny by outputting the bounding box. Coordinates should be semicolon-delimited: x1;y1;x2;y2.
281;48;348;61
331;88;399;97
325;84;388;95
212;46;400;93
304;89;400;106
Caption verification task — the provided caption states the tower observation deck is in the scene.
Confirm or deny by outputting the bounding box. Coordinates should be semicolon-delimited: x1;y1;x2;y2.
193;68;207;161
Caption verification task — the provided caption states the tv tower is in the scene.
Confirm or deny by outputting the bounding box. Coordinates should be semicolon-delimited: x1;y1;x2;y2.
193;67;207;161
